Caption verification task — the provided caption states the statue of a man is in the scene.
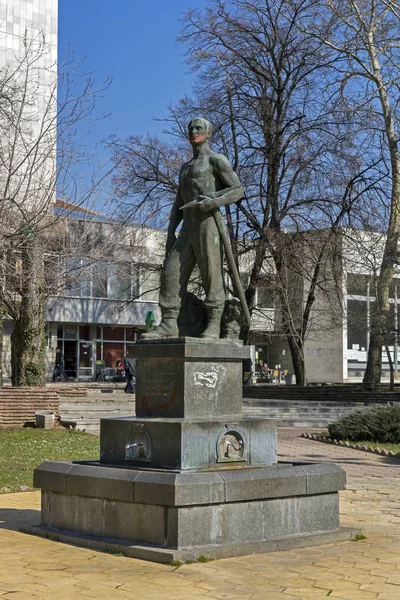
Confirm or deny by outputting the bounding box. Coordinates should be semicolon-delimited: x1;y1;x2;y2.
144;117;243;339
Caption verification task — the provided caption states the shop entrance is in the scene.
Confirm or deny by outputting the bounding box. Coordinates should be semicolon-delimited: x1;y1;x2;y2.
64;341;77;379
78;341;93;379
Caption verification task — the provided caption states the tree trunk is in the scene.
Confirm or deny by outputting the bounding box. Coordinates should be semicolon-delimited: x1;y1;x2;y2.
287;336;305;385
384;343;395;391
0;312;3;387
363;213;399;387
11;237;46;386
363;326;383;387
363;41;400;387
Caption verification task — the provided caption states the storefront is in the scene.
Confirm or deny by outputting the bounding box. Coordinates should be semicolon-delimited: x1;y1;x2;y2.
55;324;141;380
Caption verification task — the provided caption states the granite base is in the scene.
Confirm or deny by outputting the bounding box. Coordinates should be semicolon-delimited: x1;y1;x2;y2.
30;460;351;563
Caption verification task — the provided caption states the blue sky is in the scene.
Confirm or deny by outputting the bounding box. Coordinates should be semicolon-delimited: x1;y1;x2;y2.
58;0;208;145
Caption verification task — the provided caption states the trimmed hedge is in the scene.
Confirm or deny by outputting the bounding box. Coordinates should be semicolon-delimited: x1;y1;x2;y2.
328;403;400;444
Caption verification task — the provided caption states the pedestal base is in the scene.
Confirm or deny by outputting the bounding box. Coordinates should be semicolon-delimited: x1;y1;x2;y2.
30;460;354;563
23;524;358;564
100;416;277;470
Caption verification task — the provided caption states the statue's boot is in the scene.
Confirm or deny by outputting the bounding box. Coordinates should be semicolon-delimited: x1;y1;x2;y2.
141;311;179;339
200;308;223;340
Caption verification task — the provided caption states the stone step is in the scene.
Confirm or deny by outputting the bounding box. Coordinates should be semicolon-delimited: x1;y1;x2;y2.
59;398;136;432
60;401;134;410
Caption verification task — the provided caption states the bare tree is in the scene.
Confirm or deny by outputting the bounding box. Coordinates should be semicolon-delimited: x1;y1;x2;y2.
0;32;113;386
292;0;400;385
109;0;377;383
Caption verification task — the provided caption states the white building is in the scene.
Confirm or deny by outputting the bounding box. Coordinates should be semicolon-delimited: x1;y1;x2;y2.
0;0;58;215
0;0;57;66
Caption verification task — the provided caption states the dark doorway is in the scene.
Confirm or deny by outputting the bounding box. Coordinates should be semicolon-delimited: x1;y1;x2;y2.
64;341;77;379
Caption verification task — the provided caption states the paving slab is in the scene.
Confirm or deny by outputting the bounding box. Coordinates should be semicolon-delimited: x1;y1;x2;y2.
0;427;399;599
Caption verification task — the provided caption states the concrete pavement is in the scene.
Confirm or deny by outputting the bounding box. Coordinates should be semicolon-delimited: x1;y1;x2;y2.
0;427;399;600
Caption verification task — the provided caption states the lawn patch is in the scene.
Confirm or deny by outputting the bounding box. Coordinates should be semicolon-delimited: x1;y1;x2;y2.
0;427;99;493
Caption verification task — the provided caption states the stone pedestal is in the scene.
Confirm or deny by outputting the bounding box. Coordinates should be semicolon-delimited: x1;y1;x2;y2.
27;339;356;563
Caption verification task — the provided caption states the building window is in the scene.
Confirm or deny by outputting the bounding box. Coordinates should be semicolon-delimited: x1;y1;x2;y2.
103;326;124;341
65;258;139;300
257;282;275;309
347;274;374;297
64;325;77;340
347;299;367;351
92;263;108;298
95;325;138;368
79;325;90;340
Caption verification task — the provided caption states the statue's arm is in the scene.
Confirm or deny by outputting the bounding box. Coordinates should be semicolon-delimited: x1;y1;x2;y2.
166;186;183;254
212;155;244;207
196;155;243;213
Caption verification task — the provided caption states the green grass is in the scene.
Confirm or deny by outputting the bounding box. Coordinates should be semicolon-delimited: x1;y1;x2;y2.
171;560;182;568
0;427;100;493
197;555;213;563
352;533;367;542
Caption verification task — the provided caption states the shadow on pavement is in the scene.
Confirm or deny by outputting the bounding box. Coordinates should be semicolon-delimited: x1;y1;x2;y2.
0;508;40;531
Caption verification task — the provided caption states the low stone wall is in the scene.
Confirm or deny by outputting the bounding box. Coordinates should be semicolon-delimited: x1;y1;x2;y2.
243;384;400;403
47;386;88;399
0;388;59;427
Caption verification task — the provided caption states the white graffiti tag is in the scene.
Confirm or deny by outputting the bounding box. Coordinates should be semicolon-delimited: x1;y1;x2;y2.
194;366;219;388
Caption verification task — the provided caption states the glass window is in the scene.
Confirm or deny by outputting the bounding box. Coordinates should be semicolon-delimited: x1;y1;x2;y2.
103;326;124;341
57;325;63;339
96;326;102;339
103;342;124;367
65;257;82;296
347;274;375;297
64;325;77;340
126;328;135;341
347;300;367;350
257;283;275;309
109;262;132;300
92;262;108;298
79;325;90;340
140;268;160;301
65;257;90;297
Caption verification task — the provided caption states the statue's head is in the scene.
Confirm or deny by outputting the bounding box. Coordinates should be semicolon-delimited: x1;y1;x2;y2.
188;117;212;146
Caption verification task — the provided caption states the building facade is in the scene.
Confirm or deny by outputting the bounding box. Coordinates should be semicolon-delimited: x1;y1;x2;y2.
0;0;57;66
1;216;397;383
249;229;400;384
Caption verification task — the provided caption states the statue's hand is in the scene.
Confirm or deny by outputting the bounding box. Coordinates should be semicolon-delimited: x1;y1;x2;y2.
197;195;218;213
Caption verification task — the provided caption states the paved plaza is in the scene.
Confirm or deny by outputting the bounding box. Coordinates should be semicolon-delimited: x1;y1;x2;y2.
0;427;399;600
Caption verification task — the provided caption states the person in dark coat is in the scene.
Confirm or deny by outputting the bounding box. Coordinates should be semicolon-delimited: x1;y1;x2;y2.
123;356;136;393
52;348;68;382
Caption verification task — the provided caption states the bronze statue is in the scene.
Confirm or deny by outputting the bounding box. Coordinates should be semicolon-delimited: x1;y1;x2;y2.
143;117;246;340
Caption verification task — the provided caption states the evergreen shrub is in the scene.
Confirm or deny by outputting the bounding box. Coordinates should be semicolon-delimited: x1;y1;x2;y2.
328;403;400;444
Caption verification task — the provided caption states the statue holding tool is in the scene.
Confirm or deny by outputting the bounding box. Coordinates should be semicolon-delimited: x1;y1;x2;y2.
143;117;251;340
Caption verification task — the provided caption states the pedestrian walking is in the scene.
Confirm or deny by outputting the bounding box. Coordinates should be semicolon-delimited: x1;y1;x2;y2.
52;347;68;382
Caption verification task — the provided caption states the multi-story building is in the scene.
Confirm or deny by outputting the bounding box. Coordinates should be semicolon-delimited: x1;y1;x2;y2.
44;203;164;380
0;0;57;67
250;229;400;383
1;210;397;383
0;0;58;211
1;199;164;381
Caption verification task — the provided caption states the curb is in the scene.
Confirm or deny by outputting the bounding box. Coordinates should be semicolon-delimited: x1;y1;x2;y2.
301;432;400;458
